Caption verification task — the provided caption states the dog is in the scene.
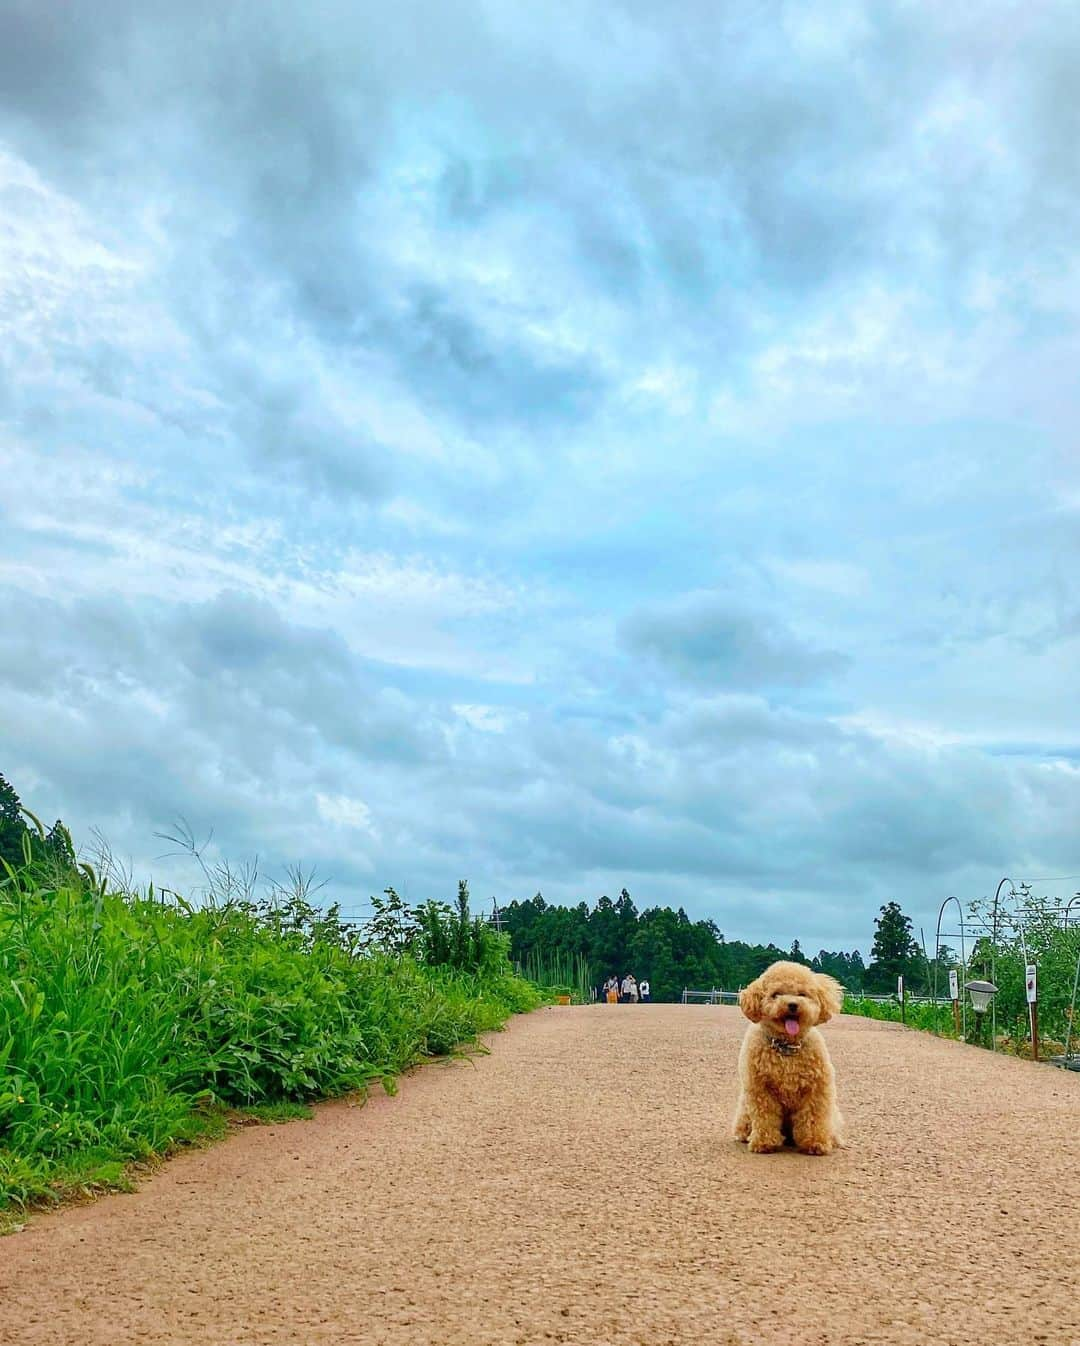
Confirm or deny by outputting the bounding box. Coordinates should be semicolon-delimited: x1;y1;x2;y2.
732;961;844;1155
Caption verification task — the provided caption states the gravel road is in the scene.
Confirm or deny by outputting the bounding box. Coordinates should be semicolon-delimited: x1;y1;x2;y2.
2;1005;1078;1346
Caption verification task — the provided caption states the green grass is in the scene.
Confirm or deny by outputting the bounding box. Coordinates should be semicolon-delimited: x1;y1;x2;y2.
521;948;594;1002
239;1101;315;1123
842;995;957;1034
0;866;541;1219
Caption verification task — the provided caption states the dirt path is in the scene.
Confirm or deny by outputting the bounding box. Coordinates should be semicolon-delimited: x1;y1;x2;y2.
2;1006;1079;1346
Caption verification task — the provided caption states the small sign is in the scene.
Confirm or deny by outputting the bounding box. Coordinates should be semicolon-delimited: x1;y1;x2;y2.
1025;964;1037;1004
897;974;904;999
948;969;959;1000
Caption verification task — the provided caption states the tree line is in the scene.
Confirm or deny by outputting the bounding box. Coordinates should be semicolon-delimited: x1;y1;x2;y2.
499;891;952;1003
0;773;76;873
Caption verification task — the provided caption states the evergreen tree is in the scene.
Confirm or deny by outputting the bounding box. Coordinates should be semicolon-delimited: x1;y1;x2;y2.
0;771;27;869
0;772;78;876
587;895;623;976
500;887;868;1003
865;901;919;992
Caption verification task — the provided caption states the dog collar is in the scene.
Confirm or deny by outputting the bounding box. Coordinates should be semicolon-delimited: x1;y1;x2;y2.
769;1036;803;1055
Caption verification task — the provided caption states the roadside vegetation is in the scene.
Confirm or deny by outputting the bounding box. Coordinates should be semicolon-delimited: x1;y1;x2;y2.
842;996;955;1033
843;895;1079;1058
0;776;541;1222
520;948;593;1003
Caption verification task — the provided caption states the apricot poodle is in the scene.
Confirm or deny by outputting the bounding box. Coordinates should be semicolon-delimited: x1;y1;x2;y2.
732;960;844;1155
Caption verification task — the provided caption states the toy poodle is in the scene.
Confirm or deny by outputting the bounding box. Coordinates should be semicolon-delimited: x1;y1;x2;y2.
732;960;844;1155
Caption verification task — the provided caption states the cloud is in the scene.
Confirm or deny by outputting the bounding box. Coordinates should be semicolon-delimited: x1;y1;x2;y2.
2;0;1079;952
619;593;848;689
316;793;377;835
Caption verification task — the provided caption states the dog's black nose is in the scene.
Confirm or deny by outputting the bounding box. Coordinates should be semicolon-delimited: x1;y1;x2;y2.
787;1002;798;1014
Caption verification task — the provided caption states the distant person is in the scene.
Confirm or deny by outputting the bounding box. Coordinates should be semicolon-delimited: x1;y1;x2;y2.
620;973;633;1003
629;975;639;1003
640;979;651;1004
605;977;619;1004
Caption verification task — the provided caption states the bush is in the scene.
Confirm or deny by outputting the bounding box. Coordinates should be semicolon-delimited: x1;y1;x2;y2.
842;996;956;1034
0;866;540;1213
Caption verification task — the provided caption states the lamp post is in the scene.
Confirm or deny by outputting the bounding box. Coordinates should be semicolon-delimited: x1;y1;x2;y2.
964;979;998;1046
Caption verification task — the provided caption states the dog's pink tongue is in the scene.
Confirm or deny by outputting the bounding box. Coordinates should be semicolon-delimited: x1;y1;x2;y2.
784;1017;800;1037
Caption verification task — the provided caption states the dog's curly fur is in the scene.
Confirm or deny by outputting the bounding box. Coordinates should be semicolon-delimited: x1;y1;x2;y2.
732;960;844;1156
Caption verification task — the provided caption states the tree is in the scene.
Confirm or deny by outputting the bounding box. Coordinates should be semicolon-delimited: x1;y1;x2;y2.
812;949;864;992
500;886;868;1002
587;895;623;976
365;886;418;956
865;901;919;992
0;771;31;869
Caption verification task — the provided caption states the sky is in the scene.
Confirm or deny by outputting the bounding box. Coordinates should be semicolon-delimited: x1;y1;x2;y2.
1;0;1078;954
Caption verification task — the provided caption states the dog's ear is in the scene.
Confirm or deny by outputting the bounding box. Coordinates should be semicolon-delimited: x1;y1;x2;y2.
738;977;764;1023
813;974;844;1024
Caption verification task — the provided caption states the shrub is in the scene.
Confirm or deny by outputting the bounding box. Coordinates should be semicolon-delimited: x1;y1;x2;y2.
0;865;540;1213
842;995;956;1035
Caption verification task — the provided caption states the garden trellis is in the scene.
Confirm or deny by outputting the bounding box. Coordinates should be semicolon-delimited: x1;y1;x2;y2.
934;877;1080;1064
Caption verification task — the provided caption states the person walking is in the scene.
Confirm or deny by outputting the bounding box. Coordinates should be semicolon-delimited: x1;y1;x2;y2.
628;974;639;1003
639;978;651;1004
620;973;633;1003
605;977;619;1004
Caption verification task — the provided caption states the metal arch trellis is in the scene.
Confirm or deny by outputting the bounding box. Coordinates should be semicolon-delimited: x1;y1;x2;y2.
934;895;969;1041
1063;893;1080;1066
934;876;1079;1055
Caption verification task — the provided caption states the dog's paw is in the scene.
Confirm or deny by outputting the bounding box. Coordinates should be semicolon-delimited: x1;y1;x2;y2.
747;1135;782;1154
798;1139;836;1156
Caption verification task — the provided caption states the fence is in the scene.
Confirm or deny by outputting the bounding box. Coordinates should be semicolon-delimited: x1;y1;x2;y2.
681;988;954;1007
681;988;740;1004
855;993;953;1005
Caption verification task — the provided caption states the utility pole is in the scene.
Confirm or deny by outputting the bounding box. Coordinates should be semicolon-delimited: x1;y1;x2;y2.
490;897;503;933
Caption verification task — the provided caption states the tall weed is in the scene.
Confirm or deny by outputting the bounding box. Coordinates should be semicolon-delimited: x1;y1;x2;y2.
0;866;540;1214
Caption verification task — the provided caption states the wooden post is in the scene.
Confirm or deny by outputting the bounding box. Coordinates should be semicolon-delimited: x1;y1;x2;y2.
898;974;905;1025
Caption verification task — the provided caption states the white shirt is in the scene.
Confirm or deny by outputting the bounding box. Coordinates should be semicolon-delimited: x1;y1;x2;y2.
640;981;650;996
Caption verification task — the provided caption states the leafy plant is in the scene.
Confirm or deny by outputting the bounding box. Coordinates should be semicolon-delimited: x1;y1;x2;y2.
0;857;540;1217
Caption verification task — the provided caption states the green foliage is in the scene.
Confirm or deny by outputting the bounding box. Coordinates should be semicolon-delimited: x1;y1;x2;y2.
365;886;420;957
846;892;1080;1051
500;892;868;1002
0;773;24;871
0;773;78;880
963;892;1080;1045
843;995;956;1034
813;948;867;987
0;864;540;1215
413;881;510;976
521;947;594;1002
865;901;921;992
